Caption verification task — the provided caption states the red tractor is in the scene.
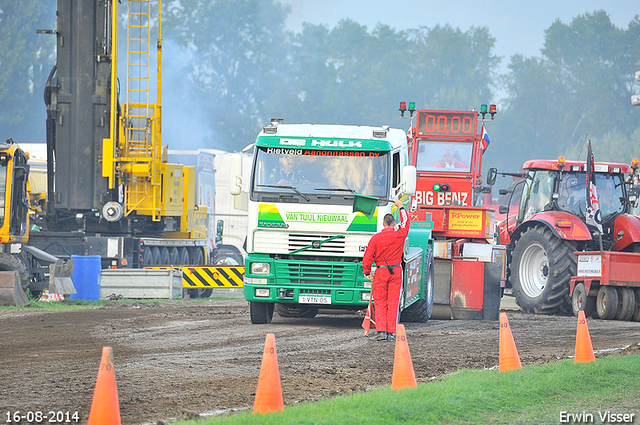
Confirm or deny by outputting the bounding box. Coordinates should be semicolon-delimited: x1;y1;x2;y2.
488;157;640;315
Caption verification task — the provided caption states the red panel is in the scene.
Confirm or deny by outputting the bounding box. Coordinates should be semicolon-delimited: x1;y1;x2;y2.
450;259;485;311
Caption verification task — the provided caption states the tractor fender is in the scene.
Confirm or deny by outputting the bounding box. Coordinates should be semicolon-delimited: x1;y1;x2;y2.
511;212;592;243
612;214;640;251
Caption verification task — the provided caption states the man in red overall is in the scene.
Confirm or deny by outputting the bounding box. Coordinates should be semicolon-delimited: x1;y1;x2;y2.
362;200;410;341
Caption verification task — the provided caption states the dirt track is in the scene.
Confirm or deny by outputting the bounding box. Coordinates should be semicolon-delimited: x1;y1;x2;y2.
1;294;640;425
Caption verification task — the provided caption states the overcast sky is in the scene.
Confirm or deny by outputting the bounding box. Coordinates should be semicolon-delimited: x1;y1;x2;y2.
279;0;639;66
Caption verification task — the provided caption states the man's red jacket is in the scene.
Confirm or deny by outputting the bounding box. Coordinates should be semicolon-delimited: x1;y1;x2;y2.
362;207;410;274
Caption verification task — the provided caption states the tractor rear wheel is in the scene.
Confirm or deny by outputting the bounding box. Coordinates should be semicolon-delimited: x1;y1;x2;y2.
511;226;576;314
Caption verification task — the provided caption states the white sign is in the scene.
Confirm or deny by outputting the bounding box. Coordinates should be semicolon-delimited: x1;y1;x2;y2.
577;254;602;277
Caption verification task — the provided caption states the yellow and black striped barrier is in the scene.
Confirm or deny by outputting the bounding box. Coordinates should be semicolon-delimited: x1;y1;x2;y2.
182;266;244;288
144;266;244;288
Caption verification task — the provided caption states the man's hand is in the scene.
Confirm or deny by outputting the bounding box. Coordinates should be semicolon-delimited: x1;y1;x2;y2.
365;274;374;281
394;199;403;209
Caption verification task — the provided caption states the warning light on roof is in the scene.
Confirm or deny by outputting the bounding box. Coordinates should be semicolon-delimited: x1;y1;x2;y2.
399;101;416;118
480;104;488;113
558;156;565;168
632;158;639;169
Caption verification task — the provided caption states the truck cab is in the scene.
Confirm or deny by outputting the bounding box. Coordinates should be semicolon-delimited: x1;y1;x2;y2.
231;121;434;324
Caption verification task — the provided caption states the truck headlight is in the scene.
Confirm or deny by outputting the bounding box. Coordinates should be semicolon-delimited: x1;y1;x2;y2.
251;262;271;275
255;288;270;297
361;292;371;301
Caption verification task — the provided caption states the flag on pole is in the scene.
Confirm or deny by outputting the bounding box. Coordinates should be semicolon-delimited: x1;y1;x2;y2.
585;140;602;232
480;124;491;153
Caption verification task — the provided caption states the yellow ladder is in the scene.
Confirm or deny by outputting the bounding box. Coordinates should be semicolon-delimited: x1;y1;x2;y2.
122;0;162;221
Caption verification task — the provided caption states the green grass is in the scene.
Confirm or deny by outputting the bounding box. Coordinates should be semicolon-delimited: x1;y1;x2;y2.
179;354;640;425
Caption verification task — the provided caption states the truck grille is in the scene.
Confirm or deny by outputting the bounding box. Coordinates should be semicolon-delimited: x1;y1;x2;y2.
253;230;372;256
276;261;357;285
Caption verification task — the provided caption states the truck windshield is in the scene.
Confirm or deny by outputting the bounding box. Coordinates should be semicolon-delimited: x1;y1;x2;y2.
556;172;625;220
252;147;389;198
415;141;473;172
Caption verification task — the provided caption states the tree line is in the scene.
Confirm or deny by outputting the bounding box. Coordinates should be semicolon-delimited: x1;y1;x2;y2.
2;0;639;173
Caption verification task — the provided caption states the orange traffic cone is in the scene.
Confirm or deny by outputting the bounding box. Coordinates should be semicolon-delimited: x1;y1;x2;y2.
362;298;376;336
499;313;522;372
575;310;596;363
391;324;417;390
87;346;121;425
253;334;284;414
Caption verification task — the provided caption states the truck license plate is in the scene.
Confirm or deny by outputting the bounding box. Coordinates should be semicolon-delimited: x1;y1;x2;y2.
299;296;331;304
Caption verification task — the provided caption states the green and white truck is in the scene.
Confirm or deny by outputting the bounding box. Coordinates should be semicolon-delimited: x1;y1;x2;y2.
230;121;435;324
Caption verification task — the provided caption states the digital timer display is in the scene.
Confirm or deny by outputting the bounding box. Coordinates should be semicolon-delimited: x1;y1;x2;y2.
417;111;477;138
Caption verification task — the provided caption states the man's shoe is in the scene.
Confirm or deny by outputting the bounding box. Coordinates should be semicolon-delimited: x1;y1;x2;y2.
376;332;387;341
387;333;396;342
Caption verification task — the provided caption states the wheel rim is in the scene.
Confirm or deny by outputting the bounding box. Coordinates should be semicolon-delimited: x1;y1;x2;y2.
519;242;549;298
572;285;585;311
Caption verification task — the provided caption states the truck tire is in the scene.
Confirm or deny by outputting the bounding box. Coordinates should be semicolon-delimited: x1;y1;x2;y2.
0;253;30;289
571;283;595;318
511;226;576;314
276;303;319;318
189;288;213;299
400;247;434;323
632;288;640;322
250;302;275;324
615;287;635;321
596;286;618;320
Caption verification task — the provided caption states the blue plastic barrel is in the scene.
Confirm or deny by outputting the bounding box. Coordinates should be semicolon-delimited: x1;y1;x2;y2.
69;255;101;301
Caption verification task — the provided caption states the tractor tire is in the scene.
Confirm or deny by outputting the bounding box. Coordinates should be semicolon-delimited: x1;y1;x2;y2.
276;303;319;318
250;302;275;324
596;286;618;320
511;226;576;314
571;282;595;318
0;252;30;289
400;247;434;323
615;287;635;321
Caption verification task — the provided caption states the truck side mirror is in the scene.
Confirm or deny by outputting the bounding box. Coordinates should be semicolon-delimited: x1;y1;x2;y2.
401;165;417;195
487;168;497;186
499;206;509;214
229;154;242;196
215;219;224;246
499;189;508;196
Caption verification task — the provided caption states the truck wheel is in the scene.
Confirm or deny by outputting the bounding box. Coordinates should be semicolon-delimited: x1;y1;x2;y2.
400;247;434;323
511;226;576;314
160;248;171;265
276;303;319;318
152;247;162;265
179;248;190;266
615;287;635;321
189;288;213;299
250;302;275;324
571;283;595;318
169;248;180;265
0;253;30;289
596;286;618;320
632;288;640;321
142;247;154;266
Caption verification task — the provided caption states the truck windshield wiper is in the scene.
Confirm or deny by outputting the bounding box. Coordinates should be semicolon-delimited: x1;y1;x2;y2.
314;187;355;193
257;184;310;201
